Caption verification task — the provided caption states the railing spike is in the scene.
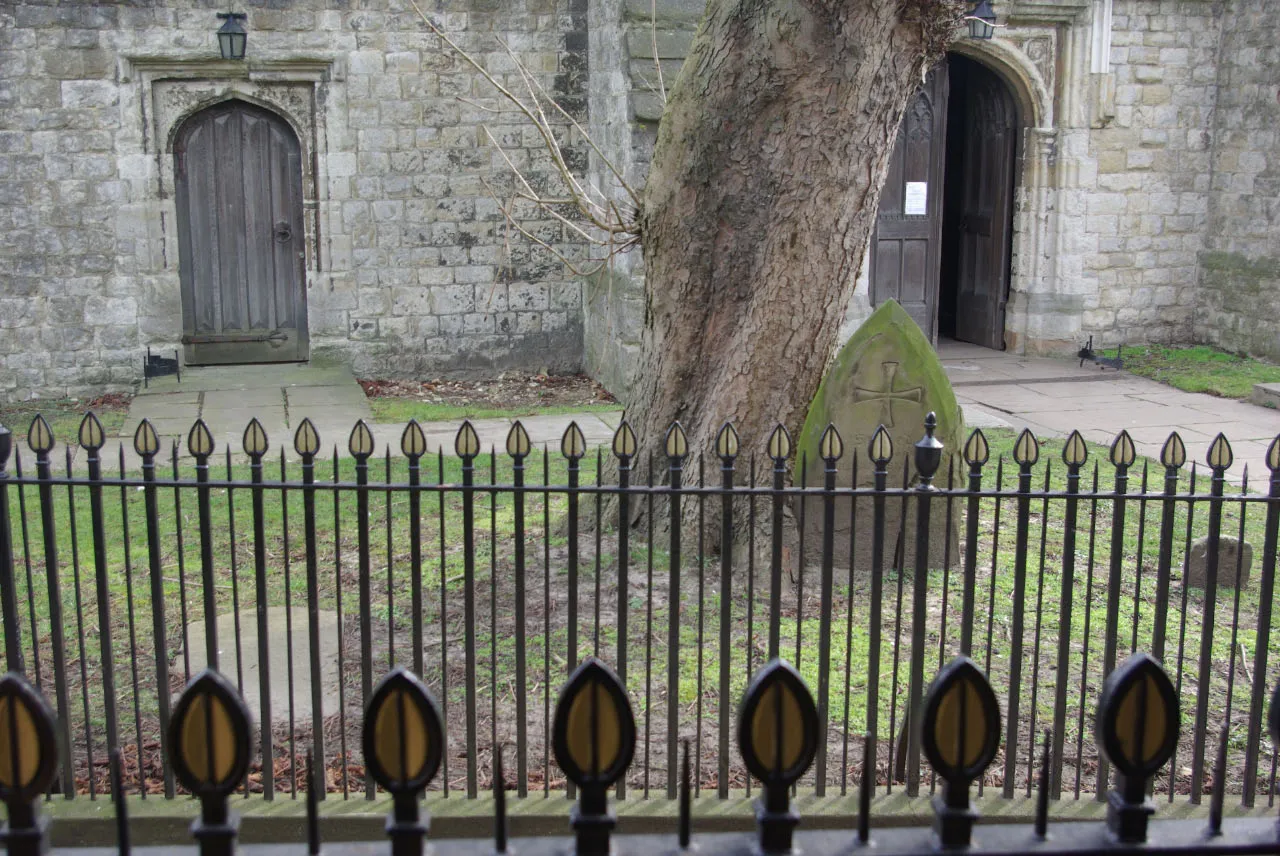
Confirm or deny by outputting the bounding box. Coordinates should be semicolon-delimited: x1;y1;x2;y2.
494;743;508;854
1035;730;1050;840
111;747;130;856
306;749;320;855
858;733;872;845
679;738;691;850
1209;724;1228;836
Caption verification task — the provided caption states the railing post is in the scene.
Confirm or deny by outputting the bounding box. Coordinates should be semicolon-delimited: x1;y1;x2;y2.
188;420;218;672
134;421;175;798
294;420;324;799
81;413;120;763
244;420;273;800
348;421;376;800
1004;429;1039;798
1152;434;1187;664
664;422;688;800
1051;431;1088;798
506;422;532;798
716;423;738;800
766;426;790;661
866;426;892;792
455;421;481;799
813;425;843;796
1097;430;1136;798
1242;436;1280;805
960;431;989;656
906;414;943;797
1190;433;1232;803
0;425;22;676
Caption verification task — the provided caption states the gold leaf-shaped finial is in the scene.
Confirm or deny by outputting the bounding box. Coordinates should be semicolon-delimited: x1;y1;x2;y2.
1207;433;1233;471
27;415;54;455
242;418;269;458
78;412;105;451
868;425;893;465
1013;428;1039;466
1268;435;1280;473
294;419;321;457
401;420;427;459
0;673;58;802
737;659;819;786
963;428;989;467
1160;432;1186;470
819;424;844;462
716;422;739;460
132;419;160;458
186;419;214;459
561;421;586;460
1110;430;1136;469
348;420;375;459
664;422;688;460
506;421;531;459
455;421;481;459
612;421;637;459
767;424;791;461
1062;430;1088;468
363;668;443;793
552;657;636;788
1096;652;1179;780
921;656;1001;782
168;669;252;797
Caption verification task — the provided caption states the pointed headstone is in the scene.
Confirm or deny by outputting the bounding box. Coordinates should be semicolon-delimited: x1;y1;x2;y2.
796;299;964;572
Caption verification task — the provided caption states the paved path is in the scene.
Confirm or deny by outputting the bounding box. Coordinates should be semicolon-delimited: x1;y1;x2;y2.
13;345;1276;477
940;341;1279;482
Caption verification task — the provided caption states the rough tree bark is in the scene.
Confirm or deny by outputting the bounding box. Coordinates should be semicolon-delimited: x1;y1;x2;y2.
625;0;961;474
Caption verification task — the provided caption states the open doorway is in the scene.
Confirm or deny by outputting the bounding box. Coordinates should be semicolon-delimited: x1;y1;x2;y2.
870;53;1020;349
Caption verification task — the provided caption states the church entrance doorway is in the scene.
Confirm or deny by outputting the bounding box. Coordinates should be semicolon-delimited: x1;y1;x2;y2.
174;100;309;365
869;54;1019;349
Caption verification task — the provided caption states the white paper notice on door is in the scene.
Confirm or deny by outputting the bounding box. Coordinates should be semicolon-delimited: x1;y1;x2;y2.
904;182;928;216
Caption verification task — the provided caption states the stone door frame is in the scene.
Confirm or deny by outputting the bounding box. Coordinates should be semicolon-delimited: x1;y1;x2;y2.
118;56;342;351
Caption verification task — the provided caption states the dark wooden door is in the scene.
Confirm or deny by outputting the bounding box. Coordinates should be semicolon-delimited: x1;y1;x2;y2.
869;64;948;342
952;69;1017;349
175;101;308;364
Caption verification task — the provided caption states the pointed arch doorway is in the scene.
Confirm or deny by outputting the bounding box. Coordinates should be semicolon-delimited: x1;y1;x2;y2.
174;100;309;365
869;54;1019;350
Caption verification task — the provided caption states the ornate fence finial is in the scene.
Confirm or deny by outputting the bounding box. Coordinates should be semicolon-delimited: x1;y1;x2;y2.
1096;652;1179;843
168;669;253;856
921;656;1000;850
739;659;819;855
363;668;444;856
0;672;57;856
553;657;636;856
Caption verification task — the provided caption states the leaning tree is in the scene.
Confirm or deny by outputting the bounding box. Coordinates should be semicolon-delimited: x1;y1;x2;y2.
625;0;962;466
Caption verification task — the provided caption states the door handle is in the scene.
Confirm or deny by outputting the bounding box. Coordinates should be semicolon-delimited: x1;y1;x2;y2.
274;222;292;243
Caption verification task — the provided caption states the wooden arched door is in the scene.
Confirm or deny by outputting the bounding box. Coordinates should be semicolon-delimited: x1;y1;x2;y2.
174;100;308;364
950;62;1018;350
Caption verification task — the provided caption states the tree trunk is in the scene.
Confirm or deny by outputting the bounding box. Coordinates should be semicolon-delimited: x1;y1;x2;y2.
626;0;961;476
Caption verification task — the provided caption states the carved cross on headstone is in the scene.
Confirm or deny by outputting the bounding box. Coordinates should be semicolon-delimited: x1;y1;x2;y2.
852;361;923;428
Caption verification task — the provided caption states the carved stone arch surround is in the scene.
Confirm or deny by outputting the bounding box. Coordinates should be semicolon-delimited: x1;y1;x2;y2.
118;57;341;345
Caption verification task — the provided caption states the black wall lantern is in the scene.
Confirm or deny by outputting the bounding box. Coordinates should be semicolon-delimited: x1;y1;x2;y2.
216;12;248;60
968;0;997;39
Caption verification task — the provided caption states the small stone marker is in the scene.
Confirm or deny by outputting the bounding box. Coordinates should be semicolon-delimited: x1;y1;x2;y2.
796;299;964;572
183;607;341;726
1185;536;1253;590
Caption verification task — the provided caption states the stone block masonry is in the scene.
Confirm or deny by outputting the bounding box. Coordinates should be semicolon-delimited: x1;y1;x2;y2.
0;0;591;402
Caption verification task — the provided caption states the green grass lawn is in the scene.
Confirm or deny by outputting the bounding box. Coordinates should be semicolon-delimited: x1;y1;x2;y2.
1101;344;1280;400
0;398;130;442
368;398;620;424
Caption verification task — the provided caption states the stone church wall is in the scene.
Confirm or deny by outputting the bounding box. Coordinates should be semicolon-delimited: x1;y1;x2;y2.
0;0;591;402
1197;0;1280;361
1073;0;1224;348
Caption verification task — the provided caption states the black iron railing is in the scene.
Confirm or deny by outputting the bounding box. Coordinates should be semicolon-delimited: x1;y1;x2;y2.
1;651;1279;855
0;412;1276;811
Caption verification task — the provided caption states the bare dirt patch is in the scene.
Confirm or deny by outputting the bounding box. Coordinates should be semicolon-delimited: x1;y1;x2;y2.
358;374;617;410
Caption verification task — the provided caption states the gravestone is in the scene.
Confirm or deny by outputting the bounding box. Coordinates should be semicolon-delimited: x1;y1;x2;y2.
183;607;341;726
795;299;964;573
1185;536;1253;589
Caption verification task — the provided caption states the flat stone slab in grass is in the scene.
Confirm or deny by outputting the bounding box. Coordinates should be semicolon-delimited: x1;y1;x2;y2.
183;607;340;726
796;299;964;573
1252;382;1280;409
